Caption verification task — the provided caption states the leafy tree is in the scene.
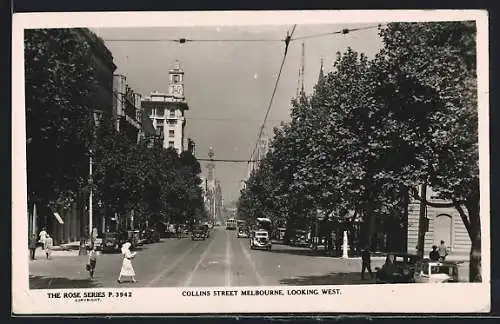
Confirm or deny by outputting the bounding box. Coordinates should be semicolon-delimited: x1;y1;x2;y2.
25;28;97;211
377;22;480;281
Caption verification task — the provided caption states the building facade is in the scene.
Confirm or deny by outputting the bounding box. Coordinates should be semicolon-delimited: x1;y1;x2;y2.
141;60;189;154
112;74;145;144
407;187;471;257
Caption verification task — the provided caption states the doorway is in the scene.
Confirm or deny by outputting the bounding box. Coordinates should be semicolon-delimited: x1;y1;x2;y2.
433;214;453;252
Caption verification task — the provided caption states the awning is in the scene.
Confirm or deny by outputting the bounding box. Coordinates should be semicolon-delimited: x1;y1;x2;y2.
53;212;64;224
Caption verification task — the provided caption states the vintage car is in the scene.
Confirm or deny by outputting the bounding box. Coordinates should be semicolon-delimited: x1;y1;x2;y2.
100;232;125;253
375;253;420;284
191;225;207;241
134;229;147;246
142;228;161;244
237;225;249;238
201;224;210;238
413;259;459;283
289;229;309;247
250;230;272;251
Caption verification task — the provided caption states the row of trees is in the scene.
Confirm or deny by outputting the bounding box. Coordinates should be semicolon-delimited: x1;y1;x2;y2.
238;22;480;281
25;28;206;234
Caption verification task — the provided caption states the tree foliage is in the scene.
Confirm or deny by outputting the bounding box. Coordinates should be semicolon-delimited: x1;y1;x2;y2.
238;21;480;281
26;28;206;232
25;29;97;209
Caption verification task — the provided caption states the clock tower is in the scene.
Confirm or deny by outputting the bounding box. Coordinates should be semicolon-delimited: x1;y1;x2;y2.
168;60;184;98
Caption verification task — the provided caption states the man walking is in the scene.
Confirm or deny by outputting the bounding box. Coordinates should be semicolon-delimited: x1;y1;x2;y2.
361;246;373;280
29;234;37;260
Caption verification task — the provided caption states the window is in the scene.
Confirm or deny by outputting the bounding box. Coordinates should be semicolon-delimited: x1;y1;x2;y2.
169;130;175;138
169;110;176;118
156;119;164;125
156;126;164;135
156;107;164;117
168;119;177;125
173;75;180;84
168;141;175;148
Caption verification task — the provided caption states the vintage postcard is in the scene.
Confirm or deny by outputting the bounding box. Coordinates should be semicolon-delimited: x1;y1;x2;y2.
12;10;490;314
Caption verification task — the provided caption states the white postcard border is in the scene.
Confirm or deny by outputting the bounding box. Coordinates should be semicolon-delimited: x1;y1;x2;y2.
12;10;491;314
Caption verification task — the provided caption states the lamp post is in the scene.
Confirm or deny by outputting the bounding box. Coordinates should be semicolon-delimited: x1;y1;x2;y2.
89;149;93;241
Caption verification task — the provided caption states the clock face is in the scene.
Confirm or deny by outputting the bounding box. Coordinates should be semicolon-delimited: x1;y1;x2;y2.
173;84;183;96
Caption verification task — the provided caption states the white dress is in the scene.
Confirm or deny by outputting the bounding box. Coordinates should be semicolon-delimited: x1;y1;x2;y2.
119;249;136;277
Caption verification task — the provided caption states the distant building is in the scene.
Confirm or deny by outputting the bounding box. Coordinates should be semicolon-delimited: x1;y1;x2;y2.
246;129;270;179
141;60;189;154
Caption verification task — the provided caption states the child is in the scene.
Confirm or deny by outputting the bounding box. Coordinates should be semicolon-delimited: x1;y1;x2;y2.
87;245;97;280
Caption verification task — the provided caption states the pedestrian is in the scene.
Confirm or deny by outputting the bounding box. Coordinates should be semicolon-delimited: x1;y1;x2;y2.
39;227;47;249
429;245;440;261
117;242;136;283
438;240;448;261
45;234;53;259
86;245;97;280
361;246;373;280
29;234;37;260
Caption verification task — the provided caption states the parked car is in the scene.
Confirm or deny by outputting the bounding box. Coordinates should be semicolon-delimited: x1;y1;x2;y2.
375;253;420;284
126;230;140;249
191;225;207;241
413;259;459;283
134;230;147;246
289;229;309;247
237;225;249;238
100;232;125;253
250;230;272;251
142;228;161;244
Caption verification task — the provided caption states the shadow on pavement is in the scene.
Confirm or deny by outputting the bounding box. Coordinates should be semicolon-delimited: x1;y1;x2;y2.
29;275;99;289
279;272;377;286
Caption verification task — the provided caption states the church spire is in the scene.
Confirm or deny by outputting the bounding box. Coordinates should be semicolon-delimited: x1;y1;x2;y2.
318;57;325;84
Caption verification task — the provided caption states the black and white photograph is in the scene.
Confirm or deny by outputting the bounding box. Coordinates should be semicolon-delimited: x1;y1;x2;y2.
12;10;490;314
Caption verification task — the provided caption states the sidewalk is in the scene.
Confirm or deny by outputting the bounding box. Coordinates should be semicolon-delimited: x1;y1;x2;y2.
29;245;104;260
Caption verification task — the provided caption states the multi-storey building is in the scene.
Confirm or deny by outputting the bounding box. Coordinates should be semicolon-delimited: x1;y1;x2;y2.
141;60;189;154
112;74;149;144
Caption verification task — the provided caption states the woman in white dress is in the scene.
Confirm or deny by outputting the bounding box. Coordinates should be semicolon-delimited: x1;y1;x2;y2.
117;242;136;283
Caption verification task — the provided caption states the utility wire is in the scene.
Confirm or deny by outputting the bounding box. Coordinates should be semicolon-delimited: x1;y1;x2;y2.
197;158;261;163
291;24;384;41
186;117;287;123
248;24;296;165
102;25;384;43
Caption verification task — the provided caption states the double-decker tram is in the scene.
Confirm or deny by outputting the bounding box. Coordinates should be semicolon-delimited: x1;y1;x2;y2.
225;218;237;230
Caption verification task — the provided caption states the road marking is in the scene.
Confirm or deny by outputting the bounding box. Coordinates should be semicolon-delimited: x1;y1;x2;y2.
239;238;264;286
225;231;233;286
182;235;218;287
146;240;201;287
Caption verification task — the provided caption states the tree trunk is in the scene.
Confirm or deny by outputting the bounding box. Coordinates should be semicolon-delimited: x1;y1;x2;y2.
468;204;481;282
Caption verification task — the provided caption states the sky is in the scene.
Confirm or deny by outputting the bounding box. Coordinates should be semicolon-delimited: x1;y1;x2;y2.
92;24;384;205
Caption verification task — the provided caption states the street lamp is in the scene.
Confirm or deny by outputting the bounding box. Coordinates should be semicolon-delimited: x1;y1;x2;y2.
89;148;94;242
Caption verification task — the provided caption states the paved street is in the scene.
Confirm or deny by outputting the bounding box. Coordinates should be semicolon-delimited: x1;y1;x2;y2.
29;227;469;289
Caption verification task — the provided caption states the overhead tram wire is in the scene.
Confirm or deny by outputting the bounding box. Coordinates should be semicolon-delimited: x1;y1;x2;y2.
248;24;297;166
197;158;261;163
102;25;385;43
291;24;384;41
